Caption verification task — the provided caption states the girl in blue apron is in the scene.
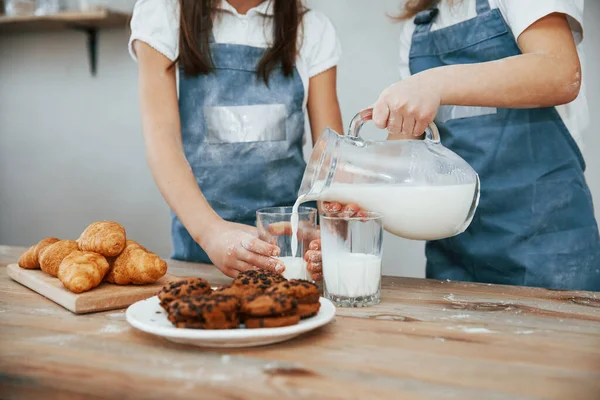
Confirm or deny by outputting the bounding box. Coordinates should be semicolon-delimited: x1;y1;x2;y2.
129;0;343;278
365;0;600;291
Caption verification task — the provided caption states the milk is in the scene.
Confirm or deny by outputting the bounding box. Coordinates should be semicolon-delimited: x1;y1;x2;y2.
317;183;476;240
278;256;311;281
322;253;381;297
290;197;304;258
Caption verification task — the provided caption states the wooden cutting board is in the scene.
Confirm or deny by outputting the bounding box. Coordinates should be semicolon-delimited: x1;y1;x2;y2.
7;263;178;314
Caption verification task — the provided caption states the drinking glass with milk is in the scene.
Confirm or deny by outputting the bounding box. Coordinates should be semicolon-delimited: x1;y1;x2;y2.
256;207;318;280
320;212;383;307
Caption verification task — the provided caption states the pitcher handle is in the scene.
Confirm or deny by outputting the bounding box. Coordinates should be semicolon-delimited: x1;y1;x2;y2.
347;107;440;144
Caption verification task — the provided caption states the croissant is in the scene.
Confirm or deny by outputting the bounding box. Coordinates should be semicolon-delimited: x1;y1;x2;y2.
106;240;167;285
78;221;126;257
17;237;60;269
39;240;79;277
35;237;60;260
58;251;110;294
17;246;38;269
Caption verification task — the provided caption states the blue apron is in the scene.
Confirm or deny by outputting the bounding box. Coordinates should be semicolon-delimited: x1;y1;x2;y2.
172;39;305;263
410;0;600;290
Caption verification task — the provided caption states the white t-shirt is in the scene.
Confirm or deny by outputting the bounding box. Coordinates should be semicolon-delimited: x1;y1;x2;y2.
128;0;341;111
398;0;589;150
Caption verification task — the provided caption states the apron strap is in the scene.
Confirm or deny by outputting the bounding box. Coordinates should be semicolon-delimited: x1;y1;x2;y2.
413;0;439;32
475;0;491;15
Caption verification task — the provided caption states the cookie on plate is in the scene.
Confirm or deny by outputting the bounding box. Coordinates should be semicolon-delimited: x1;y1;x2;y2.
266;279;321;319
233;270;286;292
214;283;261;300
158;278;212;309
244;314;300;329
167;294;240;330
240;293;299;329
240;293;297;317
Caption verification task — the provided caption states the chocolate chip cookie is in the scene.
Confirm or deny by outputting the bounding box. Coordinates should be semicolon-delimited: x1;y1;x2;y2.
233;270;287;292
244;314;301;329
158;278;212;309
214;283;260;300
240;293;300;329
266;279;321;318
167;294;240;330
240;293;297;317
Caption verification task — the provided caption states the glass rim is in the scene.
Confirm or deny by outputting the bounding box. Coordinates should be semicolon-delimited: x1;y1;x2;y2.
256;206;317;216
321;211;383;221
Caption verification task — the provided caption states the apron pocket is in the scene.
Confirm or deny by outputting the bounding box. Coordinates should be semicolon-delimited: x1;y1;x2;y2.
204;104;287;144
436;105;497;123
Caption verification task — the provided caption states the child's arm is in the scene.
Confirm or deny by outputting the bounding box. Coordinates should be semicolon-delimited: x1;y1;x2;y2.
373;13;581;136
135;41;283;277
307;67;344;144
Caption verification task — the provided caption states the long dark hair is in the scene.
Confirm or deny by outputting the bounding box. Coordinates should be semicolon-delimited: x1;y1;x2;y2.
174;0;305;83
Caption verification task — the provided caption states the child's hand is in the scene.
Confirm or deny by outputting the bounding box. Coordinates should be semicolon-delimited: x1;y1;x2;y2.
304;202;368;282
321;202;368;218
372;73;441;137
203;220;285;278
304;239;322;281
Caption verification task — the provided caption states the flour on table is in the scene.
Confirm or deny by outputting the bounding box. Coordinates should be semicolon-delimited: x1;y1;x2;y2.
98;323;129;334
447;325;497;334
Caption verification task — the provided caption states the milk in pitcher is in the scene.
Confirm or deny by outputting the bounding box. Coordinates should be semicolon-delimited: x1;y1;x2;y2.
291;182;477;241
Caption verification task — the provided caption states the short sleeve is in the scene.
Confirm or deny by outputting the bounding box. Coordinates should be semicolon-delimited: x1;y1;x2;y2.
398;22;415;79
497;0;584;45
300;10;342;78
128;0;180;62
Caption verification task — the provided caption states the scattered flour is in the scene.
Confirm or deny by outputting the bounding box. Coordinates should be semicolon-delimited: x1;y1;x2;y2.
32;322;129;347
461;327;495;334
448;325;496;334
98;323;129;334
105;311;126;320
450;314;470;319
463;327;495;334
33;334;79;346
514;330;535;335
209;374;230;382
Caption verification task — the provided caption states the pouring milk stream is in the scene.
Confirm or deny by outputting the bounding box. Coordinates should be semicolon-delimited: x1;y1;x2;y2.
289;109;480;285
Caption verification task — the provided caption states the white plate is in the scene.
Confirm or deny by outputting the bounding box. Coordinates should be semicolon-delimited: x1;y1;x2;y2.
126;296;336;348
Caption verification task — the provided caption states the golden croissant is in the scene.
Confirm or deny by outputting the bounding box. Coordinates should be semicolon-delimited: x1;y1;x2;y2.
18;237;60;270
78;221;126;257
39;240;79;277
106;240;167;285
35;237;61;260
17;246;38;269
58;251;110;294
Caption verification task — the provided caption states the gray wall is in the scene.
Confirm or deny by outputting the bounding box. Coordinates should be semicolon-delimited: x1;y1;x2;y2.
1;0;599;278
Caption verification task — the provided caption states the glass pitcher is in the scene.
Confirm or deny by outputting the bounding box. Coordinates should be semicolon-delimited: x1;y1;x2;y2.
298;108;480;241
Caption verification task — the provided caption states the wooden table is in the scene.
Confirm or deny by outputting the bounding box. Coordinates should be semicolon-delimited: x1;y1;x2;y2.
1;245;599;399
